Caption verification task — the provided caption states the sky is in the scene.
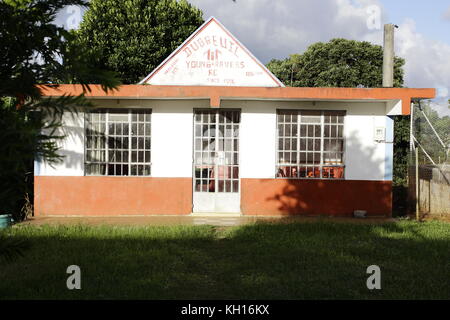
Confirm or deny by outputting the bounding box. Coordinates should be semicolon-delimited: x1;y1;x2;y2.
55;0;450;116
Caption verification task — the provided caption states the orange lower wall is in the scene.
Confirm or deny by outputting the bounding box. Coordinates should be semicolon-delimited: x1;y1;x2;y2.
241;179;392;217
34;177;391;216
34;176;192;215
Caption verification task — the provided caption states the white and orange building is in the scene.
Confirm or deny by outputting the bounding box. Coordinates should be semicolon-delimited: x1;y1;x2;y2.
34;17;435;217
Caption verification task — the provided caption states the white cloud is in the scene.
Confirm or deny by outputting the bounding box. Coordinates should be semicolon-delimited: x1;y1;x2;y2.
395;19;450;116
429;101;450;120
188;0;384;62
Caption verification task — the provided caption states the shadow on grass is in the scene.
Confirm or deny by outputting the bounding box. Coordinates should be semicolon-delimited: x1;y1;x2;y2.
0;220;449;300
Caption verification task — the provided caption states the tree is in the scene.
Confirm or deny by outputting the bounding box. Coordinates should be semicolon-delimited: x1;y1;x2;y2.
0;0;119;222
267;38;409;188
267;38;404;88
413;101;450;164
73;0;204;84
0;0;118;99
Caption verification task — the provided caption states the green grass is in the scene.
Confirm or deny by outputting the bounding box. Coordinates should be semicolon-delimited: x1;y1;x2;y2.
0;220;449;299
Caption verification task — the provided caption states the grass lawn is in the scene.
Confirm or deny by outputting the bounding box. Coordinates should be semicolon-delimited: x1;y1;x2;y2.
0;219;449;299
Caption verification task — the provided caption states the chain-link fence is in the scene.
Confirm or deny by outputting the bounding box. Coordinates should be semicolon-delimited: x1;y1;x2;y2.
408;100;450;219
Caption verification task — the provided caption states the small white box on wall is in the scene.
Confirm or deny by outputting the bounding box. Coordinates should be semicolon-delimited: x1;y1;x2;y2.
374;126;386;142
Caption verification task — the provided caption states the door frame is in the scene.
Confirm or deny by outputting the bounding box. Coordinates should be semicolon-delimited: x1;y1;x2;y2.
191;108;241;213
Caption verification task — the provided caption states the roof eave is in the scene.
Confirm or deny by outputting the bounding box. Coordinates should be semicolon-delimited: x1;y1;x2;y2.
37;84;436;115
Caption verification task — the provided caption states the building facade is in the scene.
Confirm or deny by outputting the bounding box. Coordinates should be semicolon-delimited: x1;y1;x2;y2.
34;18;435;217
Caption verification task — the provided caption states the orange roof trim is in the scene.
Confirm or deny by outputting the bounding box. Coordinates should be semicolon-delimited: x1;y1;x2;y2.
38;84;436;115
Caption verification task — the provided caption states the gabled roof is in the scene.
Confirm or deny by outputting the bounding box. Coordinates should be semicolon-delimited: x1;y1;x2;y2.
139;17;284;87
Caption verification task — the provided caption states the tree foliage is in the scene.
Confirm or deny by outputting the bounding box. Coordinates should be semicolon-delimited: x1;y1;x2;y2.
73;0;204;84
0;0;119;98
0;0;119;221
266;38;410;187
267;38;405;88
413;101;450;164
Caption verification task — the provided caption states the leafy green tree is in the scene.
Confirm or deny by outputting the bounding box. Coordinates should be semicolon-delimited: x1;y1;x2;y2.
73;0;204;84
267;38;409;188
0;0;118;99
413;101;450;164
0;0;119;222
267;38;405;88
393;114;410;186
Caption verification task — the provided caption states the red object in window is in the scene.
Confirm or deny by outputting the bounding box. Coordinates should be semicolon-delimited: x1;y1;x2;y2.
314;168;320;178
334;167;344;178
322;167;344;179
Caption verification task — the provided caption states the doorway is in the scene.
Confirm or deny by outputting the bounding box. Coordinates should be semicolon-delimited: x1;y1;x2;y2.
192;109;240;213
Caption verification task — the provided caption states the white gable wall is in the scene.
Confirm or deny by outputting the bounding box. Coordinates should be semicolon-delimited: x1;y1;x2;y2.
141;17;283;87
36;99;393;182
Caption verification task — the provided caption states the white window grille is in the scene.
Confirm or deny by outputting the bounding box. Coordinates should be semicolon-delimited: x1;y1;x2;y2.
276;110;345;179
193;110;240;193
85;109;151;176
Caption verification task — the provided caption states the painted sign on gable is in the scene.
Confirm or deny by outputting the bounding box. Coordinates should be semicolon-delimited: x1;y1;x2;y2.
140;17;284;87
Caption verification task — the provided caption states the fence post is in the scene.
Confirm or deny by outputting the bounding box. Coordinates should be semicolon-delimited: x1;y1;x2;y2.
415;147;419;220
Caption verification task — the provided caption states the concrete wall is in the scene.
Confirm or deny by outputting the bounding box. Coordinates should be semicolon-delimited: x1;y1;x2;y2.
417;166;450;216
35;176;192;215
242;179;392;216
36;99;393;181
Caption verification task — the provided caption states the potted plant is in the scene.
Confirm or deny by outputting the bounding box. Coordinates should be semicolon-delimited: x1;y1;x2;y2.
0;213;13;229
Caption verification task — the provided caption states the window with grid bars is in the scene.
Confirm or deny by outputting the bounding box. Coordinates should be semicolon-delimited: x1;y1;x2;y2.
193;110;240;193
84;109;151;176
276;110;345;179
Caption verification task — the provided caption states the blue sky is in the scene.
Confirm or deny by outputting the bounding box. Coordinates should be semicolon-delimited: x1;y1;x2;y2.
381;0;450;45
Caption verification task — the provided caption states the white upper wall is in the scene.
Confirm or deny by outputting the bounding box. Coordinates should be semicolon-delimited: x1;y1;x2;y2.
140;17;283;87
36;99;394;181
36;110;84;176
150;100;208;177
223;100;391;181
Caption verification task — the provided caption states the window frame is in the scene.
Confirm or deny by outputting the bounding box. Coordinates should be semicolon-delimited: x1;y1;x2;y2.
275;109;346;180
84;108;152;177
